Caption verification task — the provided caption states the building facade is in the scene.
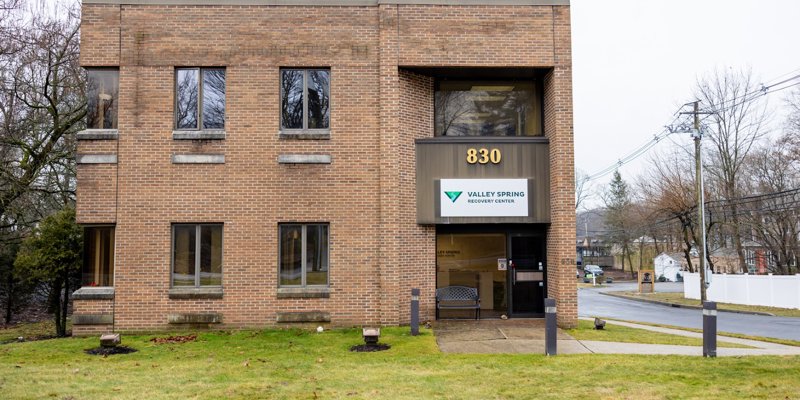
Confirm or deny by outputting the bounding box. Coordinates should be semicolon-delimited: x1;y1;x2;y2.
73;0;576;334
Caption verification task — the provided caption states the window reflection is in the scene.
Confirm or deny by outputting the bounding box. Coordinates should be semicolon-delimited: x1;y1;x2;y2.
86;69;119;129
172;224;223;287
172;225;197;286
435;81;541;137
281;69;330;130
308;70;330;129
281;70;304;129
280;225;303;286
202;69;226;129
175;69;199;129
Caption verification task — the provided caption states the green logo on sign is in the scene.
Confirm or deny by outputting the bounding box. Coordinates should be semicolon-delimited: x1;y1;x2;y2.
444;191;463;203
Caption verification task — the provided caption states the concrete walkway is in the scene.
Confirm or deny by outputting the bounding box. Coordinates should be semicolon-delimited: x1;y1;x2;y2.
434;318;800;357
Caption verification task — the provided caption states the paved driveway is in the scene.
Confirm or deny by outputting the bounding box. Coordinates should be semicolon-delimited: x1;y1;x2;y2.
579;282;800;341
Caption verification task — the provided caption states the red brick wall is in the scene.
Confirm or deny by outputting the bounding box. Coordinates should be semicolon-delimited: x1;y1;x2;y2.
75;2;575;333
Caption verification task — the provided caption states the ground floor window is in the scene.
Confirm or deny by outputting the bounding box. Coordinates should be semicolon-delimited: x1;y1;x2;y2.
82;226;115;287
172;224;223;287
437;233;507;316
279;224;329;287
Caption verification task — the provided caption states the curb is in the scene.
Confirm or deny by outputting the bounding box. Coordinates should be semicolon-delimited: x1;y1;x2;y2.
599;291;776;316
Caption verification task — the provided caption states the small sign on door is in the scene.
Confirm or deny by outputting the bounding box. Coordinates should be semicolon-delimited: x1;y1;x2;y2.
497;258;508;271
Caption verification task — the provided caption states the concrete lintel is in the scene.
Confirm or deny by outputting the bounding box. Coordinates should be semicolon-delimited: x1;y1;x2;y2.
72;287;115;300
172;130;226;140
277;287;330;299
171;154;225;164
83;0;569;6
77;129;119;140
169;287;224;299
76;154;118;164
276;311;331;323
73;313;114;325
278;154;331;164
168;313;223;324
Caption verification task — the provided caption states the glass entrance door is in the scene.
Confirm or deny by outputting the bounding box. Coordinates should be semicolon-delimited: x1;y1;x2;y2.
509;235;545;316
436;233;508;318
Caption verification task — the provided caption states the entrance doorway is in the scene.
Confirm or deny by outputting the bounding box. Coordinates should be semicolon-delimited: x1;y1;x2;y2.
436;226;546;319
509;235;546;316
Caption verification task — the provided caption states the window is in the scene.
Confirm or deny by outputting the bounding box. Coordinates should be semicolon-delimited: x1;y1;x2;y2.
279;224;329;287
172;224;223;287
86;69;119;129
435;80;542;137
82;226;115;287
175;68;226;130
280;69;330;130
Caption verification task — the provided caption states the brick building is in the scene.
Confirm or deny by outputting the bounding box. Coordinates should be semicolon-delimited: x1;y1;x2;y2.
73;0;576;334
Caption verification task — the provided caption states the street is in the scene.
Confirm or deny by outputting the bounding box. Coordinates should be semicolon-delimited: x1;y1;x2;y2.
579;282;800;341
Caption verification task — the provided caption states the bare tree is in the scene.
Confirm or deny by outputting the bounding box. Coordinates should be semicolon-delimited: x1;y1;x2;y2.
575;168;592;211
739;134;800;275
0;0;84;324
695;67;770;273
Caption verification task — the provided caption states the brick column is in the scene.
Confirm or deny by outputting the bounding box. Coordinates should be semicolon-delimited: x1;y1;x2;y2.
545;5;577;328
377;4;401;325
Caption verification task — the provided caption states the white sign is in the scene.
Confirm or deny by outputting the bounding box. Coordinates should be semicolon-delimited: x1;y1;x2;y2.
440;179;528;217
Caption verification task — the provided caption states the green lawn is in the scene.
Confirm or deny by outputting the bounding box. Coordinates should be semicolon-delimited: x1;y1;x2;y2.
612;291;800;318
566;320;752;348
2;327;800;399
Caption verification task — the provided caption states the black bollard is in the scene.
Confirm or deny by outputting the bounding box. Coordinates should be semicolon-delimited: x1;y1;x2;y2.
545;298;557;356
703;301;717;358
411;288;420;336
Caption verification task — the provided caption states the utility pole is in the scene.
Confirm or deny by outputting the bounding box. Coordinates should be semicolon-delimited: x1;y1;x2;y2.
691;101;709;301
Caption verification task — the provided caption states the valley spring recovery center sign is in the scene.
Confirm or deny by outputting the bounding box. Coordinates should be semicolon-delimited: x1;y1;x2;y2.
440;179;528;217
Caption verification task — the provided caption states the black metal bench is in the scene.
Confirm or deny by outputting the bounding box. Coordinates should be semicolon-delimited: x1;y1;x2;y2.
435;286;480;320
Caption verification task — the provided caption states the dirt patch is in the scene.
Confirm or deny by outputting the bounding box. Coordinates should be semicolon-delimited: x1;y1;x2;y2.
349;344;390;352
149;334;197;344
84;346;138;356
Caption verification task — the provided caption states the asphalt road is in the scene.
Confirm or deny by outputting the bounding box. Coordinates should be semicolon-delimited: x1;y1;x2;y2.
579;282;800;341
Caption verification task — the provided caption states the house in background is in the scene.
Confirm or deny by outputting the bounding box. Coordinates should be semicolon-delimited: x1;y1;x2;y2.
653;252;685;282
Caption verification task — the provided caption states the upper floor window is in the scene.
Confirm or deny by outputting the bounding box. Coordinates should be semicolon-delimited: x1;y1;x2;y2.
281;69;330;131
175;68;226;130
435;80;542;137
279;224;329;287
82;226;115;287
86;68;119;129
172;224;223;287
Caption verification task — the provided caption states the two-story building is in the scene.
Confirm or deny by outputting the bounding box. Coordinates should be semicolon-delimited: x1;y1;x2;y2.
73;0;576;334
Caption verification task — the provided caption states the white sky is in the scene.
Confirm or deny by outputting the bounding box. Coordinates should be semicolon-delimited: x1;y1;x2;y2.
572;0;800;205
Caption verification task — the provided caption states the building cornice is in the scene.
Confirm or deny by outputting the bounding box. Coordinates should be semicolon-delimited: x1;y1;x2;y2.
83;0;569;6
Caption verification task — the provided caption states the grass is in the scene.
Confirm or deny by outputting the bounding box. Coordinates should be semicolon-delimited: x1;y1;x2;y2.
566;320;752;348
2;326;800;399
0;320;67;343
607;318;800;348
611;291;800;318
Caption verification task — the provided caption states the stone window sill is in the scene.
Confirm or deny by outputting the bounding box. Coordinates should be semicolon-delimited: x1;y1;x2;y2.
172;130;226;140
169;287;224;299
77;129;119;140
279;130;330;140
72;287;115;300
277;287;330;299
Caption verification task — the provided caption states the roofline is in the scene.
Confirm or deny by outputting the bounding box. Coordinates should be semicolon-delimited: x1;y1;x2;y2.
83;0;569;6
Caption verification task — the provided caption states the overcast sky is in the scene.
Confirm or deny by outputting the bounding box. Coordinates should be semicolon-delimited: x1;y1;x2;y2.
572;0;800;205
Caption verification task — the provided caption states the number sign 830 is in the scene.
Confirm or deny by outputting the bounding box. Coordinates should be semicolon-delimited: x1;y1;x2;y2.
466;148;501;164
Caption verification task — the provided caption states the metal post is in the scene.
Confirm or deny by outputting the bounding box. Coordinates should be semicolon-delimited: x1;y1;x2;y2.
410;288;420;336
545;298;557;356
703;301;717;357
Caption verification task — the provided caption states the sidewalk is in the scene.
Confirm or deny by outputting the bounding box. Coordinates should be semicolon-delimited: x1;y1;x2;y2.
434;318;800;357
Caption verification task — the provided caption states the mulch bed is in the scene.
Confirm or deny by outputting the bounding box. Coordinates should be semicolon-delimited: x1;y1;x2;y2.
149;334;197;344
349;344;391;352
84;346;138;356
